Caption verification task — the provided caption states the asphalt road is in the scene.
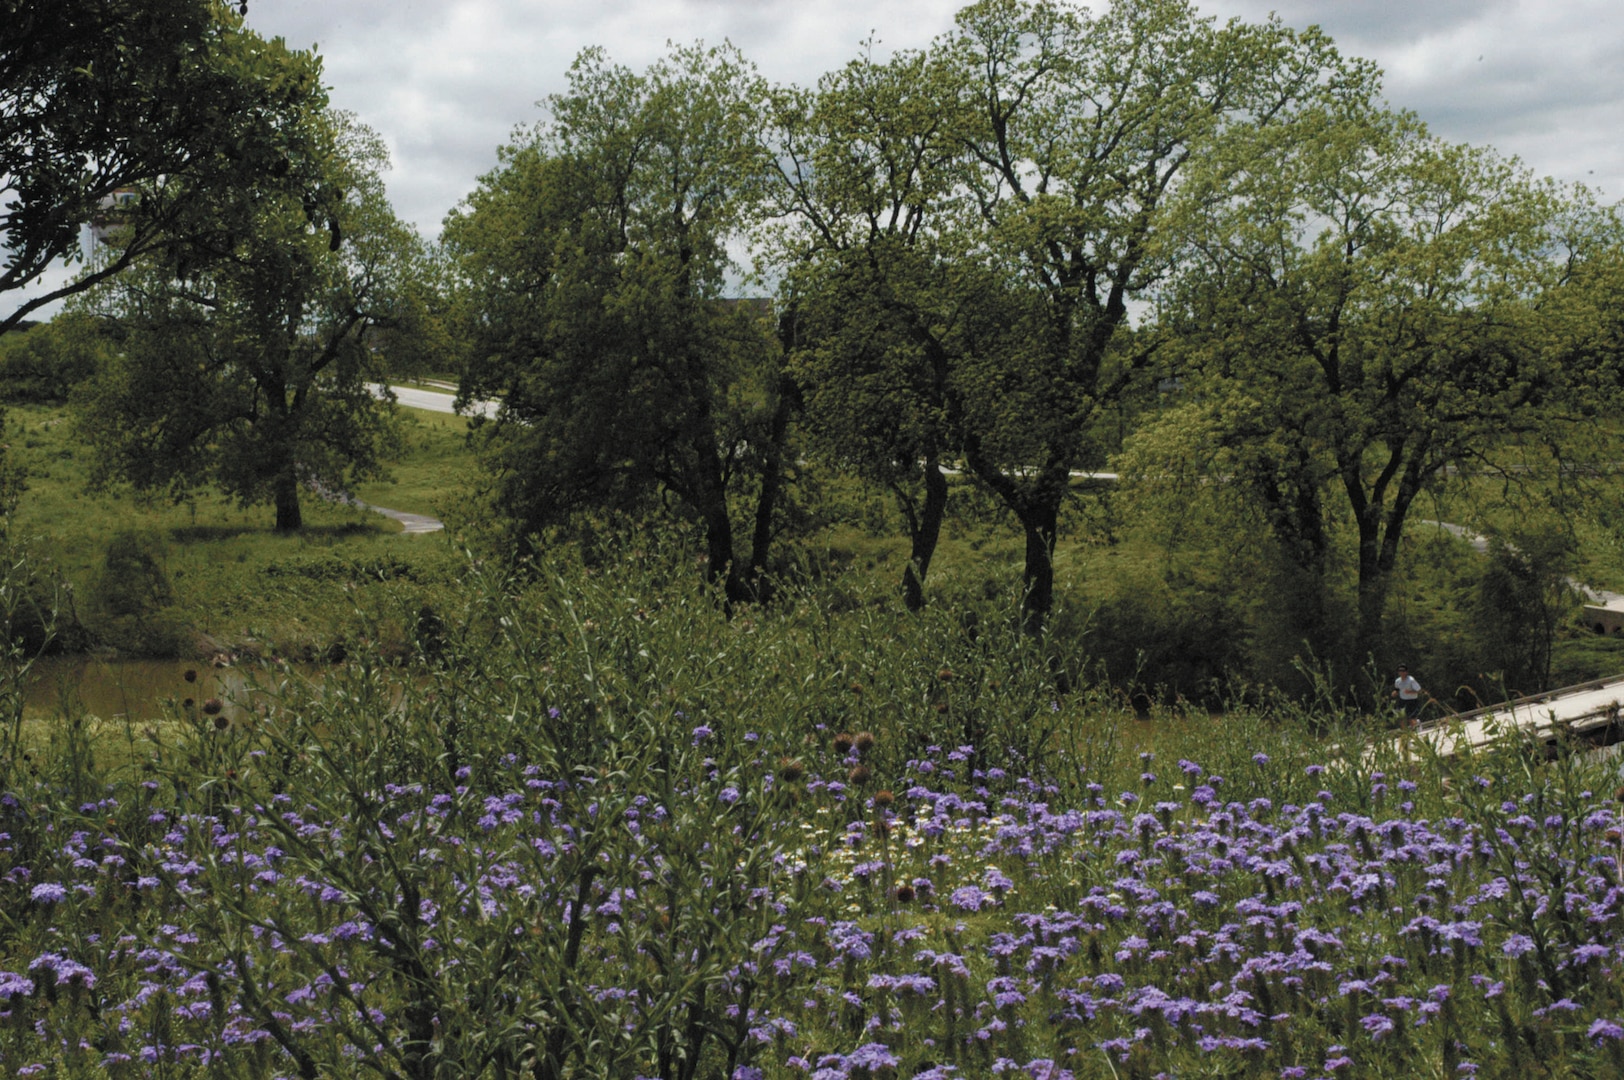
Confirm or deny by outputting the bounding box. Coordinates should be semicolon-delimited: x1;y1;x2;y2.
338;385;498;533
376;383;499;419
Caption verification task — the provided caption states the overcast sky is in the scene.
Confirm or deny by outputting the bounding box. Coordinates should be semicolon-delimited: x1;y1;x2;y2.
9;0;1623;319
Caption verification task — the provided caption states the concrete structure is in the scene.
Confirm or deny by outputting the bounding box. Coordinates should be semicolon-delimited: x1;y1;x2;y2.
1400;675;1624;759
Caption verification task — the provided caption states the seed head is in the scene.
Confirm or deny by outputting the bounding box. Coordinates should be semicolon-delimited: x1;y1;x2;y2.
212;714;229;731
183;669;197;683
937;668;954;683
854;731;876;753
779;758;805;782
873;789;895;808
848;764;871;786
894;883;915;903
201;698;224;716
833;732;855;755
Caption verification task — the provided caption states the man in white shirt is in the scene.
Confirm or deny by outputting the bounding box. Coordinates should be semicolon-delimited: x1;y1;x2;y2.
1392;665;1423;724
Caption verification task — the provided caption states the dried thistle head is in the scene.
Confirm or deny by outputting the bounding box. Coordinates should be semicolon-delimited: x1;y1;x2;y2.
848;764;871;786
833;732;855;755
854;731;876;753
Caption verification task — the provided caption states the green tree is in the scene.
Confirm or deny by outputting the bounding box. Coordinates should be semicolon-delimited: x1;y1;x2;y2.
446;43;791;599
1162;94;1602;667
770;46;969;611
75;114;417;531
777;0;1350;631
946;0;1360;633
1;0;333;332
0;313;107;403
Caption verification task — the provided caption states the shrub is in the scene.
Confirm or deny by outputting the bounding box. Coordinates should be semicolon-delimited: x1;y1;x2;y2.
84;529;185;656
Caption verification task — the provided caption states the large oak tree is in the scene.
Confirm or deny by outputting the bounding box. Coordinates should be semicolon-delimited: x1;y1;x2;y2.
1156;92;1610;665
769;46;971;611
447;44;791;599
777;0;1354;631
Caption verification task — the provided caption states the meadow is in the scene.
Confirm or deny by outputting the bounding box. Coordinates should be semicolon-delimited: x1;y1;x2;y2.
3;377;1624;1076
1;399;473;663
1;541;1623;1078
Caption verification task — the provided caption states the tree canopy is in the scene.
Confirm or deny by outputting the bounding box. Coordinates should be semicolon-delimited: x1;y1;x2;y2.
1156;91;1613;662
1;0;334;333
772;0;1360;631
446;43;795;597
75;114;420;531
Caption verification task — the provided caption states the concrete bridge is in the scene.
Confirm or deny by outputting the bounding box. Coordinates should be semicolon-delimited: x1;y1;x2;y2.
1401;674;1624;759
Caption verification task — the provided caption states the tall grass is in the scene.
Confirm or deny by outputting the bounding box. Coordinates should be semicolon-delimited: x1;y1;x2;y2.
1;543;1621;1077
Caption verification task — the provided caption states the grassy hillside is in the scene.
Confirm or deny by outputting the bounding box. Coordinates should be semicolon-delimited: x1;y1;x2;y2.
3;401;473;660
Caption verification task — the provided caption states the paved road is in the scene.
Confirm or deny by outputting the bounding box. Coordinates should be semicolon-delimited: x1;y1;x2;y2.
373;383;499;419
330;385;499;534
324;488;445;535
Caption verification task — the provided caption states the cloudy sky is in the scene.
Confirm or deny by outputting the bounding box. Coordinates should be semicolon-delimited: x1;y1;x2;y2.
9;0;1623;319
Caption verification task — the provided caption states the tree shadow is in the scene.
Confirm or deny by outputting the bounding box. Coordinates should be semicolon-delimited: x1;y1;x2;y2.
168;522;384;544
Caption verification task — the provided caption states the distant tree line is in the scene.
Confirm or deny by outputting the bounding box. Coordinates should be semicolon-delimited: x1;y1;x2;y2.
445;0;1624;649
6;0;1624;699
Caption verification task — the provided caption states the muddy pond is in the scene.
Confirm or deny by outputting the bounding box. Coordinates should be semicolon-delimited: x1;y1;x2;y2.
22;656;305;724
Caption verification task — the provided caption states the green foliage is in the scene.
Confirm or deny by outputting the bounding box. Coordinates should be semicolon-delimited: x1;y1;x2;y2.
1;0;333;330
447;43;794;599
0;401;467;663
1471;532;1577;695
1165;90;1613;668
7;544;1624;1076
83;530;185;657
773;0;1357;630
0;315;104;404
73;113;417;532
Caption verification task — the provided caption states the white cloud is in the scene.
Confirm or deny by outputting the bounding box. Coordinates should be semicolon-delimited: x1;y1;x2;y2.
9;0;1622;321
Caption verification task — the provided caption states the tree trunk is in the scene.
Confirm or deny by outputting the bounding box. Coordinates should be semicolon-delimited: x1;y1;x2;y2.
1351;498;1394;686
901;455;948;613
686;434;744;602
746;366;798;600
274;471;303;532
1018;500;1060;636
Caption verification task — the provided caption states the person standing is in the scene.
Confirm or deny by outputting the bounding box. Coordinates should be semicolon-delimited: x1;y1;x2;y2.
1392;665;1423;724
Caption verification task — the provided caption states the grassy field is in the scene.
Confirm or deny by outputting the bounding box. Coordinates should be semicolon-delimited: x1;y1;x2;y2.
3;401;473;661
350;400;483;524
4;381;1624;1075
6;384;1624;713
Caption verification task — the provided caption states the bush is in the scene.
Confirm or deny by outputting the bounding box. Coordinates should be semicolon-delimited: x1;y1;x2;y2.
84;529;185;656
0;317;102;404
